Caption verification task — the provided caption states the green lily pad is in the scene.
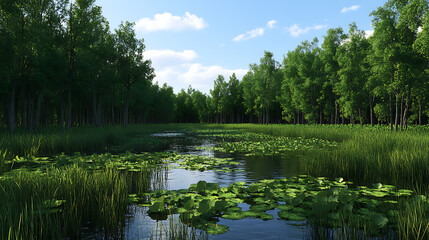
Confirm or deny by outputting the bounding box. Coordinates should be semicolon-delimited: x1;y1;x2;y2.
205;224;229;234
278;211;305;221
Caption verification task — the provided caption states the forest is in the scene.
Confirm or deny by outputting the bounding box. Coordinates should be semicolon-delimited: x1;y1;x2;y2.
3;1;429;239
1;0;429;134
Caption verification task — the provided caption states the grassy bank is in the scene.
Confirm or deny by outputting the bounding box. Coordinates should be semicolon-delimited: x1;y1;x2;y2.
1;165;129;239
3;123;429;238
0;124;209;160
214;124;429;193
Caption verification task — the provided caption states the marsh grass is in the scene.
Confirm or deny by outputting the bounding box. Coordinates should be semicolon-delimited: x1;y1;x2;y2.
0;124;205;159
150;215;209;240
398;198;429;240
4;123;429;239
0;162;166;239
213;124;429;193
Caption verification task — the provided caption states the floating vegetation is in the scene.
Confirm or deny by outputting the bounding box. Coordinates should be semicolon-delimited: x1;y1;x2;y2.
145;175;418;236
195;129;336;156
2;152;167;178
165;153;243;172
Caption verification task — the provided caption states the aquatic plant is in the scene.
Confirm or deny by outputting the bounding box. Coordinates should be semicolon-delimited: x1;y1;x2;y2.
145;175;418;236
195;129;336;156
165;153;243;172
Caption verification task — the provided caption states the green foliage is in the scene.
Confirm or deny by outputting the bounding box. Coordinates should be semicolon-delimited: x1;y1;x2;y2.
195;129;336;156
146;175;419;236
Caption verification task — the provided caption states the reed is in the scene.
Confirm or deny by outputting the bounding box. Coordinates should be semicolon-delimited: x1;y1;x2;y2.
0;164;156;239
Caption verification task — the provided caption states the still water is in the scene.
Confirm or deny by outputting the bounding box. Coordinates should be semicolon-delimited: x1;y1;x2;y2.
84;131;309;239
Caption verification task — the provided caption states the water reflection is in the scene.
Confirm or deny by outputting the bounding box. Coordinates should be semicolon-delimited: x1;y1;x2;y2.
120;131;309;239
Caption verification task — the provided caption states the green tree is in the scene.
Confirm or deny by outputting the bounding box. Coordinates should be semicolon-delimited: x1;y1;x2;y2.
336;23;371;125
320;27;346;124
114;21;154;127
283;39;325;123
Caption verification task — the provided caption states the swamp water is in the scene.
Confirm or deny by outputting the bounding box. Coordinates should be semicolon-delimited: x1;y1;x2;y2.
78;130;410;240
121;131;307;240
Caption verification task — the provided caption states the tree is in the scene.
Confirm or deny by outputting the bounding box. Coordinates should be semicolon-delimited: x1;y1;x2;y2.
210;75;227;123
321;27;346;124
336;23;371;125
283;39;325;124
371;0;428;130
114;21;154;127
252;51;281;124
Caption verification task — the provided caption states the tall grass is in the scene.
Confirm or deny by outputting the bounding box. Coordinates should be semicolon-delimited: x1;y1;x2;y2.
150;215;208;240
216;124;429;193
0;163;164;239
0;124;204;159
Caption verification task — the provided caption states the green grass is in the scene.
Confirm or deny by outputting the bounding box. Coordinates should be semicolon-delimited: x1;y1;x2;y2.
210;124;429;193
0;124;206;160
1;165;129;239
3;123;429;238
0;152;166;239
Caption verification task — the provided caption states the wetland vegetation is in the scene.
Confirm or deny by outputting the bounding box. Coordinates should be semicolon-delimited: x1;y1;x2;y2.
2;0;429;239
1;124;429;239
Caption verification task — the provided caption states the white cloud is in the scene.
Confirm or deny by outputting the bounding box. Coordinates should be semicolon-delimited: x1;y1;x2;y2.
365;30;374;38
341;5;360;13
145;49;197;69
233;28;264;42
135;12;208;33
179;64;247;91
286;24;327;37
144;49;246;94
267;20;277;29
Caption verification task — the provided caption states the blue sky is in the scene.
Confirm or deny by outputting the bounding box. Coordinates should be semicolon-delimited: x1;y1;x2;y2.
96;0;387;94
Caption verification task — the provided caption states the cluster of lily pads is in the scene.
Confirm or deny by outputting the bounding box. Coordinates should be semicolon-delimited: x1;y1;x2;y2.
195;129;336;156
0;152;168;179
0;150;245;180
165;153;243;172
142;175;418;235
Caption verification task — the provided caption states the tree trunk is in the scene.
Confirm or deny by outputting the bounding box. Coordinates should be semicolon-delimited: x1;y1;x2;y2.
335;102;338;124
7;82;16;134
369;95;374;126
34;92;43;130
21;89;26;128
358;108;363;125
27;92;34;130
389;94;393;131
92;92;100;127
60;97;64;129
419;100;422;126
67;88;72;129
123;82;130;128
402;101;408;130
394;94;398;131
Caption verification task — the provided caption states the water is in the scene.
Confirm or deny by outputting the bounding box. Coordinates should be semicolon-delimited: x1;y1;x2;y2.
119;131;308;239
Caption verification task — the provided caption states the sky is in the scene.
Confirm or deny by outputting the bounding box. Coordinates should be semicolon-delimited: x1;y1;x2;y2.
96;0;388;94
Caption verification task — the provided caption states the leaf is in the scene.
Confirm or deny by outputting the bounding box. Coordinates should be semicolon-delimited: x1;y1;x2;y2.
277;211;306;221
205;224;229;234
183;198;195;210
148;200;165;213
214;200;228;212
335;177;344;183
371;214;388;228
196;180;207;193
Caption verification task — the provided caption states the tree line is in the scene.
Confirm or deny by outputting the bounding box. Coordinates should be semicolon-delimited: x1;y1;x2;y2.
1;0;429;133
176;0;429;130
1;0;176;134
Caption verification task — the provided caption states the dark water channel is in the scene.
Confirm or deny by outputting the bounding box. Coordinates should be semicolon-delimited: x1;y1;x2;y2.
85;131;309;239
